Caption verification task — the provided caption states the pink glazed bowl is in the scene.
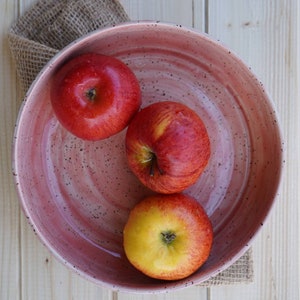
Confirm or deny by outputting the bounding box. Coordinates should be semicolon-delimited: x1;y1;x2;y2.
13;22;283;293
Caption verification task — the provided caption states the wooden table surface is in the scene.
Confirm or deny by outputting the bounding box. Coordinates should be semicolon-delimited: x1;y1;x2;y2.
1;0;299;299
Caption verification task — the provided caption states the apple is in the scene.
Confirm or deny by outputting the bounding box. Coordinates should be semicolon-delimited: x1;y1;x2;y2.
123;193;213;280
50;53;141;140
125;101;210;194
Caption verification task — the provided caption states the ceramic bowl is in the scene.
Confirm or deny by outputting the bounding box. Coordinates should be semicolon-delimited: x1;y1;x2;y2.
13;22;283;293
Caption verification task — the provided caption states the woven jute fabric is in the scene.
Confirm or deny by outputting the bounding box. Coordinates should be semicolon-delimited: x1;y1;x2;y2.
8;0;254;286
8;0;130;91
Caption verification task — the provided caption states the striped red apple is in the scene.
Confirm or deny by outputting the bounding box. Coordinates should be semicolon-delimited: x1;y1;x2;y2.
125;101;211;194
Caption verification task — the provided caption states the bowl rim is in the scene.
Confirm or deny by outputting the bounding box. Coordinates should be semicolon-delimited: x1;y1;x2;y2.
12;20;284;293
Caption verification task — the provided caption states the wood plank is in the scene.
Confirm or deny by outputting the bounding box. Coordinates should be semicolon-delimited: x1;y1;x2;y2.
120;0;204;29
0;0;21;299
5;0;297;299
117;1;208;299
15;0;113;299
207;1;299;299
117;286;208;300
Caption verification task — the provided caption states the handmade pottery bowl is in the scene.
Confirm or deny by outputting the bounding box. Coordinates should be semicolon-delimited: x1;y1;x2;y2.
13;22;283;293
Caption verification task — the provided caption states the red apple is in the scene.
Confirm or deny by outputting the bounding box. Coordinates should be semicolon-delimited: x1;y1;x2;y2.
50;53;141;140
123;193;213;280
125;101;210;194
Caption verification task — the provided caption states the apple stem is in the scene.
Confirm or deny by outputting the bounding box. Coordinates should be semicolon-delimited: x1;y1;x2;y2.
149;152;164;176
86;87;97;101
161;231;176;245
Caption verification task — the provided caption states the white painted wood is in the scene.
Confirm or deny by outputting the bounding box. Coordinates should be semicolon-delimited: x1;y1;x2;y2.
0;1;21;299
118;2;208;299
120;0;204;29
1;0;299;299
12;1;115;299
118;286;209;300
207;1;300;299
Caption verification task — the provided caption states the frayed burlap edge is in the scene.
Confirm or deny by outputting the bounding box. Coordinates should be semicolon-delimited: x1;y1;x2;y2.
199;248;254;286
8;33;58;92
8;0;130;93
8;0;254;287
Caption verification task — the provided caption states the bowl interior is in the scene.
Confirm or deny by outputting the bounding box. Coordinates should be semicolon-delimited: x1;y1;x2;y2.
13;22;282;292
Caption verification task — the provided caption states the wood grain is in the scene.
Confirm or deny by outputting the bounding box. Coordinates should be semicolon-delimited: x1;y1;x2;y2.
207;1;299;299
120;0;202;29
0;0;298;299
0;1;20;299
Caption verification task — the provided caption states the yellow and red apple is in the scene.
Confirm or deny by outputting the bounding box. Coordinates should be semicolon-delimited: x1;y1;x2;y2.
123;193;213;280
125;101;211;194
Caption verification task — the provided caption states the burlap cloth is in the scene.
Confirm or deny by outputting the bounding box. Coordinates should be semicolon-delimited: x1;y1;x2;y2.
8;0;254;287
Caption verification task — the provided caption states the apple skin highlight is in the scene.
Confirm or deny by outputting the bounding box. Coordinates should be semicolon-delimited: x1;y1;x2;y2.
125;101;211;194
51;53;141;141
123;193;213;281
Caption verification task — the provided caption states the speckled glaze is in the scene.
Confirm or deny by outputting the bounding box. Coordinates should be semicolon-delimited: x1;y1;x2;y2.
13;22;283;293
